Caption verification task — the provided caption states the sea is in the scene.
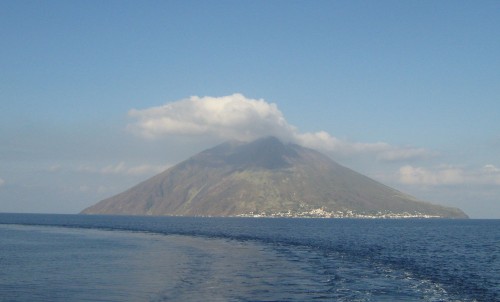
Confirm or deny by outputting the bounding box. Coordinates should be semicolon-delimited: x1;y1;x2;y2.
0;214;498;302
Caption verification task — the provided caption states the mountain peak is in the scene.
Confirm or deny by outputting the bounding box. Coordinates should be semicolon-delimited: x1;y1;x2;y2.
227;136;297;170
195;136;297;170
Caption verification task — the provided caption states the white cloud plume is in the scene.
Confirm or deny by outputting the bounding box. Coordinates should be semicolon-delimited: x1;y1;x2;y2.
128;94;295;142
128;93;431;161
398;164;500;186
0;178;5;187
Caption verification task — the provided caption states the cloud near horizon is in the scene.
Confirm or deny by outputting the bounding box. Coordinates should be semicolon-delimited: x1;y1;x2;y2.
398;164;500;186
128;94;433;161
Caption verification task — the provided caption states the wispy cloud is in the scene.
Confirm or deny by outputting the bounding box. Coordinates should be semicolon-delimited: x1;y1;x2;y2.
295;131;435;161
49;162;170;176
79;162;170;176
398;164;500;186
0;177;5;187
128;94;432;161
78;184;117;195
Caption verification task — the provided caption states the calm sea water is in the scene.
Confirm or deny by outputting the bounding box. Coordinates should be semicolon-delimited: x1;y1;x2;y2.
0;214;498;302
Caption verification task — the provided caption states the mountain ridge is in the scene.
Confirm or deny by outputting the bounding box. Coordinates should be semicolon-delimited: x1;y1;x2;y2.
81;136;468;218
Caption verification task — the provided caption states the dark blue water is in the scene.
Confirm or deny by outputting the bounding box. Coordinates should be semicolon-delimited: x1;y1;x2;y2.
0;214;498;301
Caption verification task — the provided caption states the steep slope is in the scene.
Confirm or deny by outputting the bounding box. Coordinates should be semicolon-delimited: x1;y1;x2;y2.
81;137;468;218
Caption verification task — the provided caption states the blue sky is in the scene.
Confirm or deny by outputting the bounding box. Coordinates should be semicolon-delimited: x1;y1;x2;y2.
1;1;499;217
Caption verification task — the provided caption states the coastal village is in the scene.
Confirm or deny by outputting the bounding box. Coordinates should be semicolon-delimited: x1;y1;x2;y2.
237;208;442;219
